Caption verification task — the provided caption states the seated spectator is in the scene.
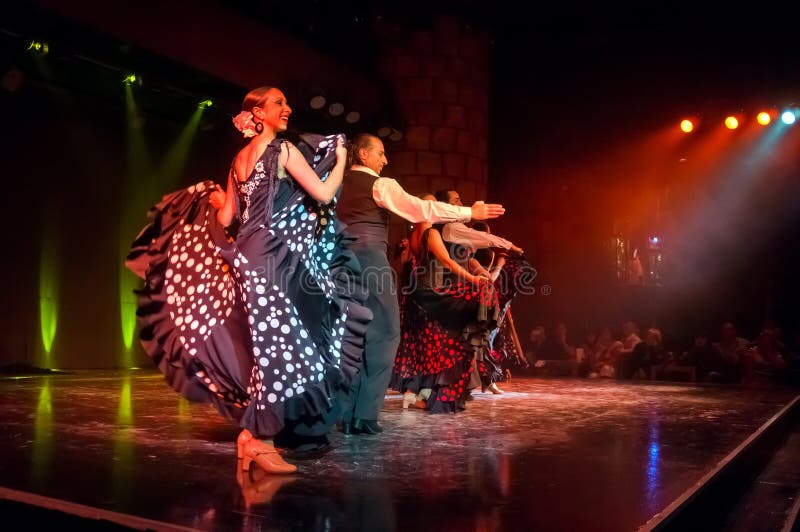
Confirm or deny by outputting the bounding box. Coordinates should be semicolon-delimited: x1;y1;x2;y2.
763;321;788;350
623;328;667;379
604;341;624;378
743;328;788;378
712;322;749;383
680;331;724;382
524;325;546;367
533;322;576;377
620;321;642;355
538;322;575;361
587;328;620;379
580;329;599;377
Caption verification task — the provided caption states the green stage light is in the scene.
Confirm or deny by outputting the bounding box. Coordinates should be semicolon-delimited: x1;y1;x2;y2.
123;73;141;86
119;272;137;364
120;85;153;368
27;40;49;56
198;99;213;109
39;229;59;367
155;106;204;187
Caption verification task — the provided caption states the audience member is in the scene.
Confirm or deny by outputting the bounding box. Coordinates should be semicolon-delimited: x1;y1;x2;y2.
623;328;667;379
680;331;724;382
712;322;749;383
586;327;618;379
538;322;575;361
525;326;546;366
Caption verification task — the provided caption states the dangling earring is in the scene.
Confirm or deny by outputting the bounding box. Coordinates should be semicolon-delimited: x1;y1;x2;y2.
254;121;264;134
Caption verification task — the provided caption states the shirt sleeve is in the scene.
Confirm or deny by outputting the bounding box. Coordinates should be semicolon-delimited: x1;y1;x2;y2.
372;178;472;223
441;222;515;251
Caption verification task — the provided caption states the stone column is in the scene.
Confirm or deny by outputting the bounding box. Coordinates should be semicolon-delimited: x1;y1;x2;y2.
381;15;490;206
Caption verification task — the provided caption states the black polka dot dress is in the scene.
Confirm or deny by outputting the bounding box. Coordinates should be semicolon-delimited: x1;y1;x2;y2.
127;134;371;438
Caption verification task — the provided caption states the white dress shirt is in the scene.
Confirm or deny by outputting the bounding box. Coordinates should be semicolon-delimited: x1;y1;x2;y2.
349;165;472;223
441;222;515;251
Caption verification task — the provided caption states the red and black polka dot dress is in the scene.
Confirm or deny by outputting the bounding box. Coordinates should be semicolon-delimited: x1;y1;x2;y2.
394;228;499;413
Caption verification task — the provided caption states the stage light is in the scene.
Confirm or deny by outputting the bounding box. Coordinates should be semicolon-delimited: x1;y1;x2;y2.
724;116;739;130
309;95;326;109
680;119;694;133
328;102;344;117
781;110;796;125
376;126;392;138
198;99;213;109
649;236;659;244
389;129;403;142
345;111;361;124
122;73;141;86
27;40;49;56
756;112;771;126
39;225;59;367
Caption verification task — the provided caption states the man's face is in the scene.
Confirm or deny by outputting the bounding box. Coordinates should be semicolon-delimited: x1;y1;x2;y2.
359;138;388;175
447;191;463;206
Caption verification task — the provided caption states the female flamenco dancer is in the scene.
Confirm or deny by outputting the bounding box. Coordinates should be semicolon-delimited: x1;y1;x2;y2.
465;222;532;394
393;194;499;413
126;86;371;473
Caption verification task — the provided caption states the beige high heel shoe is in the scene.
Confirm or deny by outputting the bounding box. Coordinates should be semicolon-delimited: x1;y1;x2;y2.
488;383;504;395
237;429;254;460
241;438;297;474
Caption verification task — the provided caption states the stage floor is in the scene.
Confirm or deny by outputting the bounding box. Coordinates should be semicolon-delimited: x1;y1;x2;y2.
0;370;797;531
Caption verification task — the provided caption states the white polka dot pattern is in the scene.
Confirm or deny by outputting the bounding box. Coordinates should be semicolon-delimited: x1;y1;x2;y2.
234;261;325;405
156;135;352;415
164;204;236;354
236;134;349;407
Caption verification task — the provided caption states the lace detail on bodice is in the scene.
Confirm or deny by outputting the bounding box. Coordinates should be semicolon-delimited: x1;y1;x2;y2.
236;160;265;223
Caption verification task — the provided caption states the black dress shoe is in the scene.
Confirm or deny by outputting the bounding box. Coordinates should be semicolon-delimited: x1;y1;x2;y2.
352;418;383;435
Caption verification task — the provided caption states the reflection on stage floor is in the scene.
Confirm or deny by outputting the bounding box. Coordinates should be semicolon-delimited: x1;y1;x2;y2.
0;370;796;531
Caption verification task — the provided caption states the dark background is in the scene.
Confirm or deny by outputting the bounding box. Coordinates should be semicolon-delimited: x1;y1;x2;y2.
2;0;800;368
